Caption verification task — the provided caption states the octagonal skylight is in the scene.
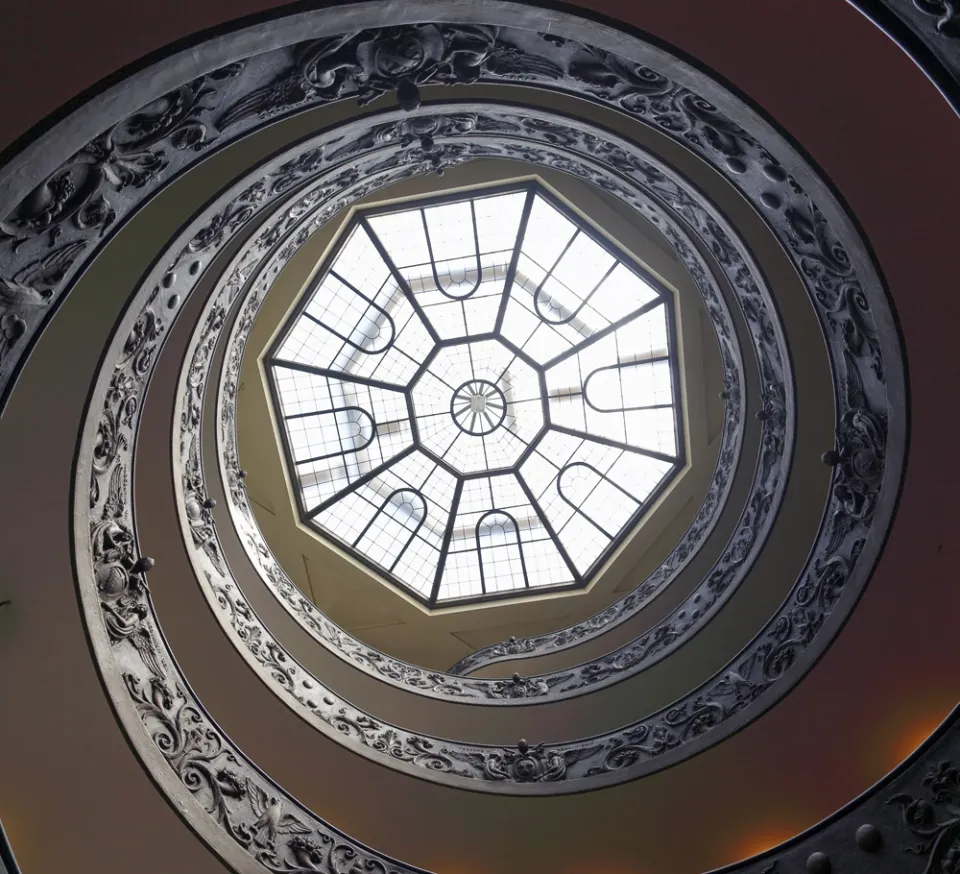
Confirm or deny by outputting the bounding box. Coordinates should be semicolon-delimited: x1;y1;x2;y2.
266;182;684;606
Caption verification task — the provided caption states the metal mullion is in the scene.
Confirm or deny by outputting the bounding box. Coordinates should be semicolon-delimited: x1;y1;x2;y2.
580;259;620;312
437;331;498;347
306;444;416;518
463;198;483;299
293;413;381;467
270;357;406;393
329;268;379;303
533;183;674;298
532;245;617;327
405;388;421;446
580;355;673;413
513;428;546;471
358;180;533;222
359;216;441;345
527;225;580;317
284;406;356;421
495;334;541;374
538;368;551;430
493;188;535;335
266;367;312;521
429;478;464;604
550;424;678;464
615;321;627;445
302;302;396;355
464;341;492;472
589;402;676;412
558;467;619;540
543;298;664;370
421;207;478;302
516;472;582;584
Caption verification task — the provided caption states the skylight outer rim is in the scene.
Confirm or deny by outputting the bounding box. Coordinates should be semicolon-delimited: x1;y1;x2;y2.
207;104;768;707
7;1;896;866
83;53;855;805
162;99;856;789
264;179;687;608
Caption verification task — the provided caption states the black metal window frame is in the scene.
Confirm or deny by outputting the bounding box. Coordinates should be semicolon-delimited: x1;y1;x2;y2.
286;405;377;465
264;179;687;608
352;487;429;576
474;509;531;594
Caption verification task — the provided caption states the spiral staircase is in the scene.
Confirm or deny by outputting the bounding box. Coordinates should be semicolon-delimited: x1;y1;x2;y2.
1;2;959;873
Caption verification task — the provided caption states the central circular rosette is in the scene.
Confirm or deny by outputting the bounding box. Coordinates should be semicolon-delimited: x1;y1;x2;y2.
411;339;545;474
451;380;507;435
266;182;685;605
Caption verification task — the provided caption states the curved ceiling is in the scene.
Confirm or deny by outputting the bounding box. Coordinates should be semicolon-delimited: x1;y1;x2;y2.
1;3;959;874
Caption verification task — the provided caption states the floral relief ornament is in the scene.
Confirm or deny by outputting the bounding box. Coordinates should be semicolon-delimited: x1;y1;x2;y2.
57;19;902;874
212;111;766;702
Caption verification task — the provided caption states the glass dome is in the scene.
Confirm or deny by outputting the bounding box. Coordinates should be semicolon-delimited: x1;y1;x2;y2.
266;182;684;606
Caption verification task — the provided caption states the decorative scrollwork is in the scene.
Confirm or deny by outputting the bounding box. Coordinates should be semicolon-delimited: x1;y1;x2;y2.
911;0;960;37
889;760;960;871
51;13;903;874
207;106;765;704
80;72;890;789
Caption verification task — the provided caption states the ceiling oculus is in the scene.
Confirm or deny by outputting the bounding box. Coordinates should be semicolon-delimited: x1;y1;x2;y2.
266;182;685;606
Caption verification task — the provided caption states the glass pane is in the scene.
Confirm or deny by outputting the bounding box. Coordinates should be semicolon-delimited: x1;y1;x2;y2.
268;184;684;603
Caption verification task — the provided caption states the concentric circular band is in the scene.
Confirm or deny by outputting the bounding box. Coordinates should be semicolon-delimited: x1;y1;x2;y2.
45;4;905;872
207;102;769;708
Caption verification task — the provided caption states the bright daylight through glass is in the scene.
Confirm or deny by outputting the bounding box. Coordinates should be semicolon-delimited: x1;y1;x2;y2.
267;182;683;605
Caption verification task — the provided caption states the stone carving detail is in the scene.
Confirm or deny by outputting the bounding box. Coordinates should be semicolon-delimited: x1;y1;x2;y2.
888;759;960;871
122;666;423;873
0;62;243;396
450;739;604;783
55;17;901;874
217;25;562;129
908;0;960;38
207;108;770;704
93;465;165;677
76;67;896;791
0;240;87;359
81;133;441;874
183;436;227;576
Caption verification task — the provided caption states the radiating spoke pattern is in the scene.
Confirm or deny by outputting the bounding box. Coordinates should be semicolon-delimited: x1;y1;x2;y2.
266;183;685;605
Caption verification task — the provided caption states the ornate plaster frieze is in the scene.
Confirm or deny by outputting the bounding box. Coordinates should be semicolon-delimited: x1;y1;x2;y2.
51;4;903;869
206;104;791;706
79;26;897;782
847;0;960;116
78;136;444;874
717;703;960;874
76;12;898;800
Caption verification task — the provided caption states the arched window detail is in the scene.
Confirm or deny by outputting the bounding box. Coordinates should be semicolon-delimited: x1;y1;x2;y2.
353;489;427;573
533;258;618;326
557;463;640;540
475;510;529;593
306;270;395;354
286;407;376;465
583;357;673;412
267;182;685;606
422;201;483;300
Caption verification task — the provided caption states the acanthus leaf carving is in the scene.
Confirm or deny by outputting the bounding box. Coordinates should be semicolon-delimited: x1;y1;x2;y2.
212;116;757;700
